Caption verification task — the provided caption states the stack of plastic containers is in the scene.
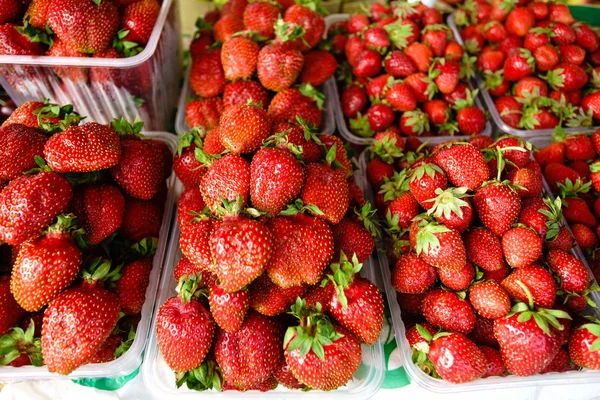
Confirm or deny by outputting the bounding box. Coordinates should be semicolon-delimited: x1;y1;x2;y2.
0;0;181;131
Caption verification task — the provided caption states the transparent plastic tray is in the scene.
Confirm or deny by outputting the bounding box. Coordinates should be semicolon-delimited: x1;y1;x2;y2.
0;1;182;131
0;132;181;381
174;71;335;136
357;144;600;393
447;13;600;139
142;170;385;399
325;13;493;146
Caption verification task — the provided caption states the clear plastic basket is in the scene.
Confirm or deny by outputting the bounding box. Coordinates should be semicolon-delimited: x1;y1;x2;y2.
141;169;385;399
0;132;181;381
0;1;182;131
325;14;493;146
356;143;600;393
447;13;600;139
174;70;336;136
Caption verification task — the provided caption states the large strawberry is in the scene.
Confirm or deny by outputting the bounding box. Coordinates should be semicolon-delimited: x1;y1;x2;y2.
474;181;521;237
47;0;119;54
156;275;215;372
11;214;82;312
219;103;272;154
284;299;361;391
221;36;260;81
422;289;477;334
283;3;325;51
432;143;488;191
501;265;557;309
326;253;383;345
463;227;504;272
214;310;281;390
546;249;590;294
0;123;47;181
569;317;600;370
427;332;487;383
73;184;125;245
408;162;448;209
200;153;250;214
210;197;273;292
42;259;121;374
0;275;25;336
265;214;333;288
0;171;72;245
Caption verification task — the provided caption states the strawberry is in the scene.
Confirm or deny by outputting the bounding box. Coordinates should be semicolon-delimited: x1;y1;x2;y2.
412;218;466;271
73;184;125;246
204;128;226;155
505;7;536;37
428;332;487;383
219;104;272;155
121;0;160;46
156;275;215;372
474;181;521;237
116;257;152;315
210;197;273;292
367;158;394;187
300;49;337;86
341;85;367;118
42;259;121;374
173;255;215;287
464;227;504;271
346;14;369;34
405;42;433;73
300;160;349;225
533;45;559;72
332;215;375;263
438;260;475;291
582;92;600;120
213;14;244;43
432;58;460;94
44;122;120;173
0;123;46;181
326;253;384;345
392;252;437;294
0;23;45;59
257;22;304;92
573;22;599;53
221;0;247;18
547;226;574;252
173;130;207;189
273;357;305;389
249;273;307;316
569;317;600;370
423;289;476;334
544;163;580;193
119;197;162;242
469;281;511;319
268;86;322;128
501;265;556;308
386;82;417;112
384;51;417;78
432;143;488;191
200;153;250;214
423;99;448;125
284;299;362;391
0;275;25;336
179;218;215;273
422;24;451;56
185;97;224;131
243;1;279;40
501;226;542;269
0;171;72;246
223;80;270;110
495;95;523;128
408;162;447;209
353;49;382;78
47;0;119;54
87;334;122;364
571;223;598;250
208;282;249;333
543;63;588;92
190;48;226;98
221;36;260;81
503;48;535;81
425;187;473;233
215;310;281;390
283;3;324;51
547;249;590;294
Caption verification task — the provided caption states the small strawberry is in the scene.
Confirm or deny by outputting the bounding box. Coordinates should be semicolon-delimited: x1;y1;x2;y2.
422;289;476;335
569;317;600;370
249;273;307;316
501;265;557;308
464;227;504;272
119;197;162;242
438;260;475;291
501;226;542;269
332;213;375;263
243;1;279;40
392;252;437;294
73;184;125;245
432;143;488;191
474;180;521;237
424;187;473;233
412;219;466;271
469;281;511;319
209;282;249;333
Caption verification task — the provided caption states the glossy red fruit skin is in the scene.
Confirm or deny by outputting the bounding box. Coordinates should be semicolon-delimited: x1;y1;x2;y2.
392;253;437;294
501;265;557;308
480;346;506;377
0;124;47;181
423;289;476;335
428;333;487;384
209;283;249;333
116;258;152;315
473;182;521;237
156;295;215;372
0;172;72;246
73;184;125;245
0;275;25;336
469;281;511;319
569;324;600;370
301;163;349;225
200;154;250;214
121;0;160;45
547;249;590;294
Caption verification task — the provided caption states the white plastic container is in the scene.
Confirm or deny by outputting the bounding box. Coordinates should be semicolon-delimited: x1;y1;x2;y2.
447;13;600;139
175;69;336;136
0;132;181;381
0;1;181;131
357;144;600;393
141;171;385;399
325;13;493;146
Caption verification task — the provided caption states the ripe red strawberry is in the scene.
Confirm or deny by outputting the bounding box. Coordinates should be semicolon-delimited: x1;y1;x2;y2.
562;196;596;229
469;317;498;347
423;99;448;125
0;24;45;61
503;49;535;81
540;347;576;374
257;37;304;91
432;58;460;94
268;86;322;128
0;123;47;181
428;333;487;383
209;282;249;333
463;227;504;272
367;158;394;187
569;317;600;370
544;63;588;92
249;273;307;316
221;36;259;81
392;252;437;294
405;72;431;103
119;197;162;242
341;85;367;118
547;226;574;252
300;49;337;86
284;300;361;391
300;160;349;225
547;249;590;294
384;51;417;77
405;42;433;73
42;261;121;374
408;162;447;209
284;4;324;51
1;101;49;128
583;92;600;120
438;260;475;291
326;253;383;345
213;14;244;43
87;334;122;364
243;1;279;40
353;49;382;78
432;143;488;190
501;226;542;269
185;97;224;131
179;217;215;273
156;275;215;372
495;95;523;128
469;281;510;319
501;265;557;308
457;106;486;136
121;0;160;45
505;7;536;37
0;275;25;336
219;104;271;154
474;182;521;237
200;154;250;214
215;311;281;390
480;346;506;377
426;187;473;233
173;255;215;287
190;48;226;98
494;307;566;376
223;80;270;110
533;44;559;72
412;219;466;271
332;216;374;263
116;257;152;315
47;0;119;54
386;82;417;112
273;357;305;390
0;172;72;245
422;289;476;334
572;223;598;250
173;130;206;189
202;127;225;154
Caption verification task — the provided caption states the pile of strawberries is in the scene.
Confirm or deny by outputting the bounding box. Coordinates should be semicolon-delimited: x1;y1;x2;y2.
159;91;384;391
535;128;600;281
364;130;600;382
184;0;337;134
329;2;488;139
454;0;600;130
0;100;171;374
0;0;162;93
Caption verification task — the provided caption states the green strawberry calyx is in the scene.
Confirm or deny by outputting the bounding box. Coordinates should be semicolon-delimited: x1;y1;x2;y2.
262;132;304;158
424;186;470;221
113;29;144;58
280;198;324;217
82;257;123;286
349;113;374;138
0;320;43;367
558;177;591;199
111;116;144;138
410;324;441;378
177;128;205;157
284;298;344;361
354;202;381;238
414;220;451;257
176;358;224;392
115;326;136;359
540;197;563;241
34;100;84;134
383;19;414;50
17;16;54;47
379;170;409;202
176;274;204;304
580;316;600;352
325;252;362;309
131;237;158;258
372;135;403;164
273;18;308;47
